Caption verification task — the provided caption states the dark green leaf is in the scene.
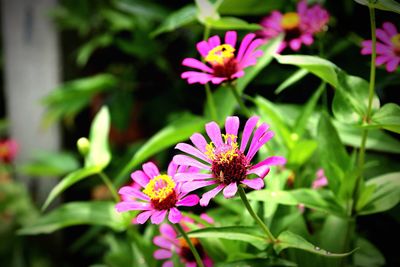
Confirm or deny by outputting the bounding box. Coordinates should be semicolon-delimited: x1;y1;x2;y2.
206;17;262;30
215;258;297;267
354;237;385;267
19;201;124;235
366;103;400;133
187;226;269;250
354;0;400;14
77;34;113;66
274;231;356;257
151;5;197;36
218;0;284;15
275;69;309;94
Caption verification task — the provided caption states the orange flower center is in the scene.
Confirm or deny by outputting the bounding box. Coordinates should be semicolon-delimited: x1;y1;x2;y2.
143;174;177;210
205;44;235;65
281;12;300;30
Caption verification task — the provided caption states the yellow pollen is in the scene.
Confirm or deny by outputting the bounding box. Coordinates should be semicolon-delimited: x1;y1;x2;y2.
281;12;300;30
391;34;400;49
204;134;239;163
205;44;235;65
143;174;175;202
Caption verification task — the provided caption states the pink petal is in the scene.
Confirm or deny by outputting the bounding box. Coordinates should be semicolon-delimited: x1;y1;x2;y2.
151;210;168;224
160;224;177;239
246;123;272;161
252;156;287;169
241;178;264;190
136;210;154;224
197;40;211;57
200;184;225;206
239;38;263;68
190;133;208;152
142;162;160;178
154;249;172;260
175;143;211;163
223;182;238;198
376;43;391;54
168;207;182;224
376;29;392;45
240;116;259;152
182;58;213;73
247;165;270;178
175;172;213;182
208;35;221;49
237;33;256;62
289;39;302;51
383;22;398;36
210;77;227;84
131;170;149;188
162;261;174;267
301;34;314;45
231;70;245;79
182;180;217;193
153;236;174;249
173;155;211;170
181;71;214;84
167;161;179;178
386;58;400;72
177;194;200;207
115;201;151;212
118;186;149;201
205;121;223;146
225;31;237;48
376;55;390;66
225;116;239;138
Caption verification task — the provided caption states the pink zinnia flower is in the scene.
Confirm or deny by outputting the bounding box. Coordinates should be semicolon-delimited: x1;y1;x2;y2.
115;161;200;224
173;116;286;206
258;0;329;52
153;218;213;267
312;168;328;189
181;31;263;85
0;139;18;163
361;22;400;72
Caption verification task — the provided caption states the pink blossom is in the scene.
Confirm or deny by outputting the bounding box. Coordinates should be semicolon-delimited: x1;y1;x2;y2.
0;139;18;163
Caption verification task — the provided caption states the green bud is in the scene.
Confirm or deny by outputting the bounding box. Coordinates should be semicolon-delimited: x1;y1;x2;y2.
77;137;90;156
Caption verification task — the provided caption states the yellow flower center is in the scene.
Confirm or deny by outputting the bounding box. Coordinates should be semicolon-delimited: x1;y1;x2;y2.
143;174;176;202
205;134;238;163
391;34;400;49
205;44;235;65
0;145;9;157
281;12;300;30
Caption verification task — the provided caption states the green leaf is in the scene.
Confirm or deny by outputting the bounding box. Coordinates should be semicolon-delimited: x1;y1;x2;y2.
77;34;113;66
215;258;297;267
151;5;197;37
317;113;351;193
274;231;356;257
196;0;219;24
205;17;262;30
19;201;124;235
354;237;385;267
354;0;400;14
187;226;269;250
116;113;207;185
357;172;400;215
366;103;400;134
274;54;340;87
287;139;318;166
85;106;111;170
42;166;100;211
218;0;284;15
275;69;309;94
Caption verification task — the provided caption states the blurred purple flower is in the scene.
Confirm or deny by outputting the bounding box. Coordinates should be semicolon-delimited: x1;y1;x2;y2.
0;139;18;164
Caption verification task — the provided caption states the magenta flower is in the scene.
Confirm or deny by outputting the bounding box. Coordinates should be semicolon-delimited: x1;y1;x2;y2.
312;169;328;189
153;219;213;267
115;161;200;224
173;116;286;206
361;22;400;72
181;31;263;85
258;0;329;52
0;139;18;164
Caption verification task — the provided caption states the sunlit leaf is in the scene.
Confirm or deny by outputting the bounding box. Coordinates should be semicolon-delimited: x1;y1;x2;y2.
206;17;262;30
196;0;219;23
354;0;400;14
151;5;197;36
19;201;124;235
365;103;400;134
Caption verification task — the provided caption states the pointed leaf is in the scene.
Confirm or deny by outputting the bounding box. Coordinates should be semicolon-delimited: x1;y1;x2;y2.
205;17;262;30
366;103;400;134
354;0;400;14
275;69;309;94
151;5;197;36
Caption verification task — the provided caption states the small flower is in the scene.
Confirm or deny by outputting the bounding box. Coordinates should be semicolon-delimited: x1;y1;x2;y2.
0;139;18;164
173;116;286;206
361;22;400;72
153;217;214;267
258;0;329;52
181;31;263;85
115;161;200;224
312;168;328;189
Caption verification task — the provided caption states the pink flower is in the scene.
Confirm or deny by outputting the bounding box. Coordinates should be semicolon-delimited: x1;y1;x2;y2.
361;22;400;72
312;168;328;189
0;139;18;163
115;161;200;224
258;0;329;52
153;218;213;267
173;116;286;206
181;31;263;85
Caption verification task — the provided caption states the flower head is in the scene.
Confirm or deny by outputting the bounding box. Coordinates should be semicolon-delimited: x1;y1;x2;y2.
258;0;329;52
153;217;214;267
115;161;200;224
361;22;400;72
0;139;18;164
181;31;263;85
312;168;328;189
173;116;286;206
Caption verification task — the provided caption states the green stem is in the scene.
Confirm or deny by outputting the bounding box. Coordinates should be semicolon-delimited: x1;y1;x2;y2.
99;171;119;202
238;186;277;243
353;6;376;213
175;223;205;267
230;84;252;118
205;83;218;121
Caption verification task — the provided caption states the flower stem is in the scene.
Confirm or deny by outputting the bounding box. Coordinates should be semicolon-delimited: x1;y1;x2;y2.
353;6;376;213
205;83;218;121
99;171;119;202
230;84;252;118
175;223;205;267
238;186;277;243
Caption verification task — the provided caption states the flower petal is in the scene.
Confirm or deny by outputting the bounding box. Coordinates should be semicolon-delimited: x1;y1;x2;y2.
175;172;213;182
197;40;211;57
182;58;213;73
173;155;211;170
240;116;259;152
241;178;264;190
177;194;200;207
225;116;239;138
383;22;398;36
118;186;149;201
247;165;270;178
237;33;256;62
181;71;215;84
225;31;237;48
168;207;182;224
142;162;160;178
200;184;225;206
208;35;221;49
252;156;287;169
175;143;211;163
154;249;172;260
205;121;223;146
386;58;400;72
153;236;174;249
151;210;168;224
162;261;174;267
160;224;177;239
223;182;238;198
190;133;208;152
182;180;216;193
136;210;154;224
115;201;151;212
131;170;150;188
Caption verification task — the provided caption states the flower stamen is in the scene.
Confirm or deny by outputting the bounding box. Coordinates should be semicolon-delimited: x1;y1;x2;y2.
281;12;300;30
143;174;176;202
205;44;235;65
